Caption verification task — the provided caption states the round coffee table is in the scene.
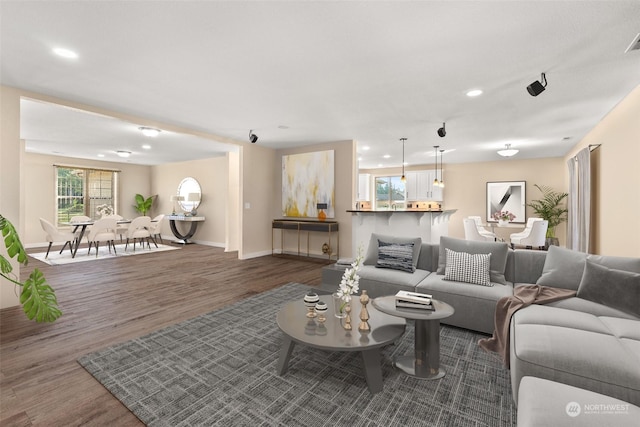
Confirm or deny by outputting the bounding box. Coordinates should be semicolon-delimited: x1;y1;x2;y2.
276;294;406;394
372;295;454;380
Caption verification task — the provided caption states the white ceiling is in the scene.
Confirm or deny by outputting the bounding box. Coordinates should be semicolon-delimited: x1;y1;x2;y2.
2;1;640;168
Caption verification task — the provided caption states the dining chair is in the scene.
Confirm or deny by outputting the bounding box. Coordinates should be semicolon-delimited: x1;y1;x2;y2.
69;215;92;246
467;216;496;240
509;218;543;246
105;214;128;242
124;216;154;251
87;217;118;257
149;214;165;244
510;220;548;249
39;218;76;259
463;218;494;242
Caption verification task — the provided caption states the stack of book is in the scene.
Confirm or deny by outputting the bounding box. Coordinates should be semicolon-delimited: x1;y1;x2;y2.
395;290;434;311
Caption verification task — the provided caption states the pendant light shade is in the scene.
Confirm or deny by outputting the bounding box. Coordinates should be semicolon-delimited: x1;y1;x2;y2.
439;149;445;188
400;138;407;182
433;146;439;186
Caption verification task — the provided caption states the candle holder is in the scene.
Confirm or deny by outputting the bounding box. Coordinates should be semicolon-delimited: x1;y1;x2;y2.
358;290;370;332
303;292;319;318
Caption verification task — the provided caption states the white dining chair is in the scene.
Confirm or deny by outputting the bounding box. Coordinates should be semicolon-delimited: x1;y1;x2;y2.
467;216;496;240
509;218;543;247
463;218;494;242
39;218;76;259
510;220;548;249
124;216;154;251
87;217;118;257
69;215;92;246
105;214;128;242
149;214;165;244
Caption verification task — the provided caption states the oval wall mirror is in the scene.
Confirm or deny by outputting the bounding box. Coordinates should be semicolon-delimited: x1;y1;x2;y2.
177;177;201;214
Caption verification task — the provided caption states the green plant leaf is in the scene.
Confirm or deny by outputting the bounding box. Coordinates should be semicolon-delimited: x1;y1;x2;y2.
527;184;568;238
0;214;28;264
20;268;62;322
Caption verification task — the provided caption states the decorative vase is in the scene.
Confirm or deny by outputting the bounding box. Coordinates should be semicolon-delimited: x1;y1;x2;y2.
332;293;347;318
304;292;319;318
315;301;328;323
498;219;509;227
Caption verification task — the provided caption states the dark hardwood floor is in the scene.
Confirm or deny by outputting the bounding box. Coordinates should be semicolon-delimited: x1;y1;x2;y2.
0;244;328;426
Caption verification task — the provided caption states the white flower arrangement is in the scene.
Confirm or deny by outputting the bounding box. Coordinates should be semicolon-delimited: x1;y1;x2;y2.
96;204;114;217
336;244;364;303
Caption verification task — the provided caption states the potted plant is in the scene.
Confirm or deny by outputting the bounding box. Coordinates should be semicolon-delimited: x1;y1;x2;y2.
0;214;62;322
134;194;155;216
492;210;516;227
527;184;568;247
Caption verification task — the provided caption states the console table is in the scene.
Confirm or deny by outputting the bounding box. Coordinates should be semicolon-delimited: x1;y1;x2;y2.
166;215;205;244
272;219;339;260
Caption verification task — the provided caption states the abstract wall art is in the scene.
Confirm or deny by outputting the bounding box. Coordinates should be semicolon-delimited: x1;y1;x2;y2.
486;181;526;223
282;150;335;218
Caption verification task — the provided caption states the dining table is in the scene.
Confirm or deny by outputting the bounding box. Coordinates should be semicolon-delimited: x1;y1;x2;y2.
63;219;133;258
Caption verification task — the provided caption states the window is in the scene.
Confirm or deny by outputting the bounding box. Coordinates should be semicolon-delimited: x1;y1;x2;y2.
55;166;119;225
375;176;406;209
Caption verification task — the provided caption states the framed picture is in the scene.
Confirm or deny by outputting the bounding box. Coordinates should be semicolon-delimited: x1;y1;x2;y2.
486;181;526;224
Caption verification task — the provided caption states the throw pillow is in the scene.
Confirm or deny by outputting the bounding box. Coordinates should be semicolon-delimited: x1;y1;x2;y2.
443;248;492;287
363;233;421;269
437;236;509;285
577;260;640;317
376;241;416;273
536;246;640;291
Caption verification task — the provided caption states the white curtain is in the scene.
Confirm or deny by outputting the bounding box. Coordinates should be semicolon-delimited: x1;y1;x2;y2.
567;147;591;252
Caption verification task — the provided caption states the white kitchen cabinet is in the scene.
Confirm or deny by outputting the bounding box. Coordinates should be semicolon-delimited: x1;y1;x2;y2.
406;170;444;201
357;173;370;201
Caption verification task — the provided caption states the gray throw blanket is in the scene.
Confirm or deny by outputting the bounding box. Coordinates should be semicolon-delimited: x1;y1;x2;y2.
478;285;576;368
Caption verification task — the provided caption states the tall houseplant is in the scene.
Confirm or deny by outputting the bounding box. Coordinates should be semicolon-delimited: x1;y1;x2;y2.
527;184;568;244
134;194;155;216
0;214;62;322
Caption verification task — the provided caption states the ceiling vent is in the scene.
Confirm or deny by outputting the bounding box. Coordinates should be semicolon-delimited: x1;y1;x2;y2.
625;33;640;53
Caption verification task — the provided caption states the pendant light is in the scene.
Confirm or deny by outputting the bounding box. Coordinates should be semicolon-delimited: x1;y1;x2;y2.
439;149;445;188
400;138;407;182
433;145;440;186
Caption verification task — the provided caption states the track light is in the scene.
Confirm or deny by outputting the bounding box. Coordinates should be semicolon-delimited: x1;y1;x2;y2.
527;72;547;96
437;122;446;138
249;130;258;143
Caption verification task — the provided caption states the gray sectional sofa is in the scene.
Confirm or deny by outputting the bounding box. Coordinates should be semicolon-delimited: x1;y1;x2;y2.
320;234;640;410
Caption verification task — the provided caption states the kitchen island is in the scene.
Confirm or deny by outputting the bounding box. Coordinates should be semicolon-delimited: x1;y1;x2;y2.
347;209;457;252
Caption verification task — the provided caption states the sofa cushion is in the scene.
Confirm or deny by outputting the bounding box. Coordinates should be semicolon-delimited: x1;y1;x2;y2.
443;248;492;286
537;245;640;291
577;261;640;317
437;236;509;285
376;241;415;273
358;265;430;288
364;233;421;269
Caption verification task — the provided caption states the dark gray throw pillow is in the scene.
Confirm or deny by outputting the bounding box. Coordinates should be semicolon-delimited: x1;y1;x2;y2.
437;236;509;285
363;233;421;269
376;241;416;273
577;260;640;317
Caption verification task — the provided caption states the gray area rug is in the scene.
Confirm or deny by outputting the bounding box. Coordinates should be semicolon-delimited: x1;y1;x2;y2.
78;283;516;426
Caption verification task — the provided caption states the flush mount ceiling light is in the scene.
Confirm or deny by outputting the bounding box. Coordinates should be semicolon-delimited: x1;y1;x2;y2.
497;144;519;157
53;47;78;59
249;130;258;143
437;122;446;138
138;127;161;137
400;138;407;182
466;89;483;97
116;150;131;158
527;72;547;96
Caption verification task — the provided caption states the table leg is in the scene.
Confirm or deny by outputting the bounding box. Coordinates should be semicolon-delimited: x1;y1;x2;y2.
361;348;384;394
72;225;87;258
276;336;295;375
394;319;445;380
169;220;199;244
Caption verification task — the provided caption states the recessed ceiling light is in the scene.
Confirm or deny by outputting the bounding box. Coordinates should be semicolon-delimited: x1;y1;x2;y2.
466;89;483;97
383;154;391;159
142;144;151;150
278;125;289;129
362;146;370;151
377;163;383;167
97;154;105;158
53;47;78;59
138;127;161;137
116;150;131;158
